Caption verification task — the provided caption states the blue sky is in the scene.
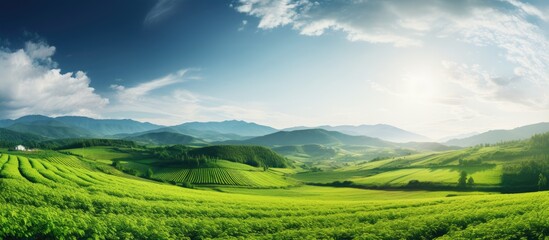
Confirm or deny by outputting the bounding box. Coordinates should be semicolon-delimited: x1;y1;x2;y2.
1;0;549;139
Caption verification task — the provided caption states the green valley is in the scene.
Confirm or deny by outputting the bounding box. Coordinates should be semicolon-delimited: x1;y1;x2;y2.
0;130;547;239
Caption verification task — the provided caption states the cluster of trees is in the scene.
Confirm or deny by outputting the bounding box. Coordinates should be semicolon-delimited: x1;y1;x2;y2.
150;145;290;168
150;145;217;168
458;158;483;166
530;132;549;150
188;145;290;168
0;129;44;149
39;139;138;150
457;171;475;188
502;159;549;191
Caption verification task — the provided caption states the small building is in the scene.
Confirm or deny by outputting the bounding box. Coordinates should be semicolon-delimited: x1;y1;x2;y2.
15;145;26;151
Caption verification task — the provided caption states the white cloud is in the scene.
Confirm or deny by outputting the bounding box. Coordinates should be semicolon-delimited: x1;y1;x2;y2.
236;0;306;29
24;42;56;62
0;41;108;118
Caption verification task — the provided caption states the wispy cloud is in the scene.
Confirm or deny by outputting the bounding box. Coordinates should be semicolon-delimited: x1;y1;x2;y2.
144;0;179;26
113;69;188;101
238;20;248;31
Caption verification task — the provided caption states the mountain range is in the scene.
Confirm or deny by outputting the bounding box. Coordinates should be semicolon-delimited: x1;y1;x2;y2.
1;115;548;149
0;115;162;138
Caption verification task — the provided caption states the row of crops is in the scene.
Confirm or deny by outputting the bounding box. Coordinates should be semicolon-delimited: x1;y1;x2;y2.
0;153;104;187
46;155;93;170
152;167;292;187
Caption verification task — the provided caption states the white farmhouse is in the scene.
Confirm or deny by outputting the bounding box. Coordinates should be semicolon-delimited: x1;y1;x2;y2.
15;145;26;151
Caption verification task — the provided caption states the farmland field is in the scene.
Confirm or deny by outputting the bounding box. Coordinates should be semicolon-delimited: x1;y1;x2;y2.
0;151;547;239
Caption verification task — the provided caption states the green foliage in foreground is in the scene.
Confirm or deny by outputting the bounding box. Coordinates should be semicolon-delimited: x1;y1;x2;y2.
0;152;548;239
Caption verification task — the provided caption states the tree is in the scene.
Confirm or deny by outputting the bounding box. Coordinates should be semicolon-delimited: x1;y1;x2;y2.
539;173;547;191
458;171;468;188
112;160;120;167
146;168;154;179
467;176;475;187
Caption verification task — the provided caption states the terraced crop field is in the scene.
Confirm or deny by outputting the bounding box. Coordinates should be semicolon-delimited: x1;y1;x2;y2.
0;152;547;239
152;167;293;187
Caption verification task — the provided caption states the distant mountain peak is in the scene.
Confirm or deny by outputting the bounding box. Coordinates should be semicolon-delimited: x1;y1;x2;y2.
223;128;392;147
445;122;549;147
282;124;428;142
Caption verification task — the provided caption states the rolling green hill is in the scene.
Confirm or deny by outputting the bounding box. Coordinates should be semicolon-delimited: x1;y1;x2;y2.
294;133;549;192
272;144;338;159
64;146;294;187
0;128;45;147
0;150;546;239
124;132;207;145
149;160;294;187
397;142;461;152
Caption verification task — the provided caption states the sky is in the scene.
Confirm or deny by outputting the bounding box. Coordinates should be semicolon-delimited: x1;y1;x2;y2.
1;0;549;139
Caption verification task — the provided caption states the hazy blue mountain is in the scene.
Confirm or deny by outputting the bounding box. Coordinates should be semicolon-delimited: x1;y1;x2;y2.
124;132;207;145
174;120;277;137
284;124;429;142
7;120;95;139
55;116;162;136
120;126;249;142
0;115;51;127
0;115;163;136
437;132;479;143
223;129;393;147
445;122;549;147
0;115;163;138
